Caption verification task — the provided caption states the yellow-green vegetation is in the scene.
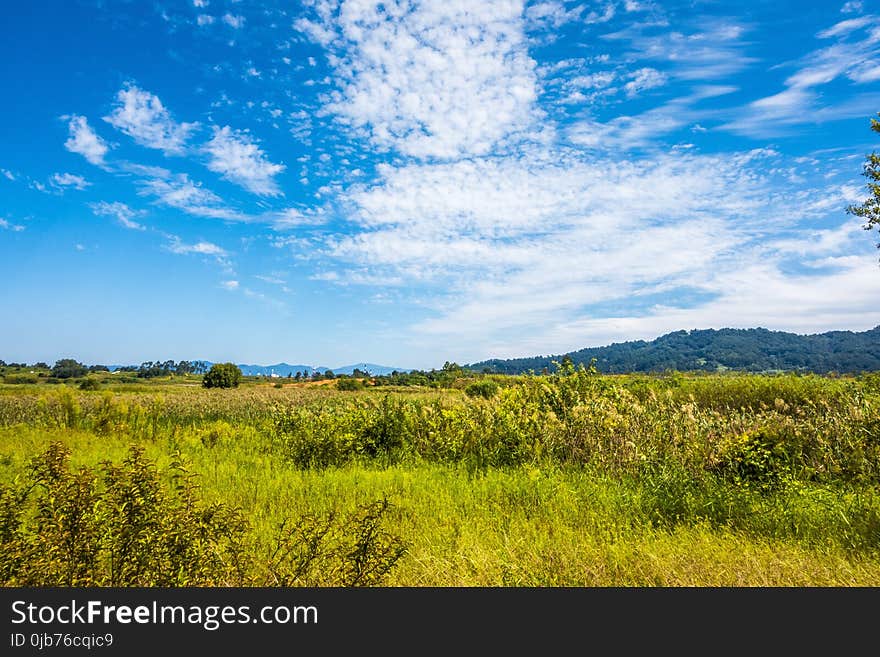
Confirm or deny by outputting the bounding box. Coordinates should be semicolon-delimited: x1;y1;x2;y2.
1;365;879;586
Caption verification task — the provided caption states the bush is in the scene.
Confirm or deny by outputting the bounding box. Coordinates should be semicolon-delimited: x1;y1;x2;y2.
0;444;407;586
336;378;364;391
51;359;88;379
203;363;242;389
0;443;250;586
78;378;101;391
465;380;500;399
266;498;406;586
3;373;38;385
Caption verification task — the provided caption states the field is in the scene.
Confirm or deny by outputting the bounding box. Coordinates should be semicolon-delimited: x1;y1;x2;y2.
1;366;879;586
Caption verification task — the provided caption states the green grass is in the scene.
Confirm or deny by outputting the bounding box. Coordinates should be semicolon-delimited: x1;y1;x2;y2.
1;370;878;586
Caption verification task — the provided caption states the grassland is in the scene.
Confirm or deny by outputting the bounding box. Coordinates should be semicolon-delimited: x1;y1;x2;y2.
1;367;879;586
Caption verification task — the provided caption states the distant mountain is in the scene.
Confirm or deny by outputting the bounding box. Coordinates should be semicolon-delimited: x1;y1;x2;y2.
237;362;408;377
236;363;315;377
106;361;410;377
331;363;407;376
467;326;880;375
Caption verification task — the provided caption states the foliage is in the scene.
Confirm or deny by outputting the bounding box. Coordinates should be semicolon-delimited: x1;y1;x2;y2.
266;498;406;586
469;326;880;374
846;113;880;255
0;372;879;585
0;443;406;586
203;363;242;389
51;359;88;379
78;378;102;391
0;443;250;585
3;373;39;385
464;380;500;399
336;378;365;391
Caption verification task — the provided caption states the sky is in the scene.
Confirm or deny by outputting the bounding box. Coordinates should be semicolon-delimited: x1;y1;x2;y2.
2;0;880;369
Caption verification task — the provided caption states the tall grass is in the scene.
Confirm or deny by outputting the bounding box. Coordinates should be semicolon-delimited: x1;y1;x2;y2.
0;369;878;585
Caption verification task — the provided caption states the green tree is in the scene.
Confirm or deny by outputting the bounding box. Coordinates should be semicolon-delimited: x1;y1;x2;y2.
51;358;88;379
202;363;242;389
846;114;880;255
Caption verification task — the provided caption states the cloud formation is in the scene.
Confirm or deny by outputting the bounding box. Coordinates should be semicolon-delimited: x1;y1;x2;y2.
89;201;146;230
723;14;880;136
64;115;109;165
203;126;285;196
105;85;198;155
139;173;244;220
50;172;90;191
298;0;541;159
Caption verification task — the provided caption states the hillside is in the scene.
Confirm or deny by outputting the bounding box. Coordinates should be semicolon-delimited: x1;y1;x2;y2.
468;327;880;374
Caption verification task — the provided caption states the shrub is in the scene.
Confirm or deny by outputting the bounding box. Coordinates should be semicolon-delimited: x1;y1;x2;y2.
0;443;250;586
3;373;38;384
0;443;407;586
78;378;101;391
51;359;88;379
266;498;406;586
336;378;364;391
203;363;242;389
465;380;500;399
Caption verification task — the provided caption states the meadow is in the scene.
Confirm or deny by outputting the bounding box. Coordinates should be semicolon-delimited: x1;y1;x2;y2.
1;365;879;586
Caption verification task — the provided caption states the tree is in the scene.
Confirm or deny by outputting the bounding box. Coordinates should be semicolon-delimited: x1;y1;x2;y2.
846;113;880;256
51;358;88;379
202;362;242;389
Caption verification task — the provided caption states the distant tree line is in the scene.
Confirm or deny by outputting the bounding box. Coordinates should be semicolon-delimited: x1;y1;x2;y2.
467;327;880;375
0;359;210;379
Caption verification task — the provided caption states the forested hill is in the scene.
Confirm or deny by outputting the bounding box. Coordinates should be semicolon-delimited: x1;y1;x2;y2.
468;327;880;374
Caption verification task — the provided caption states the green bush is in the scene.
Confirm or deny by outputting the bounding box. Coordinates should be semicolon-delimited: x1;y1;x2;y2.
78;378;101;391
266;498;406;586
51;359;88;379
0;442;249;586
464;380;500;399
203;363;242;389
0;443;407;586
336;378;364;391
3;373;38;384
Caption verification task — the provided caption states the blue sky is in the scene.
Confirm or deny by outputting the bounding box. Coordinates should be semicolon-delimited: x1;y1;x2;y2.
2;0;880;369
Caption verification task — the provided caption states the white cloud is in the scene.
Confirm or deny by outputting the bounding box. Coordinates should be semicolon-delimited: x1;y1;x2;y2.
89;201;146;231
221;279;240;290
723;14;880;136
623;67;668;97
818;15;874;38
197;15;215;26
193;0;208;7
104;85;198;155
300;0;541;159
841;2;864;16
222;13;245;28
1;169;15;180
269;207;324;229
602;19;756;81
307;141;877;360
167;236;229;257
139;173;245;220
525;1;585;30
50;172;90;191
568;86;736;150
64;115;109;166
203;126;285;196
0;218;25;232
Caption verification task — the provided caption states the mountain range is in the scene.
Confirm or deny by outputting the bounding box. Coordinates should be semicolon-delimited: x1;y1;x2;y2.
234;362;408;377
467;326;880;375
105;362;408;376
